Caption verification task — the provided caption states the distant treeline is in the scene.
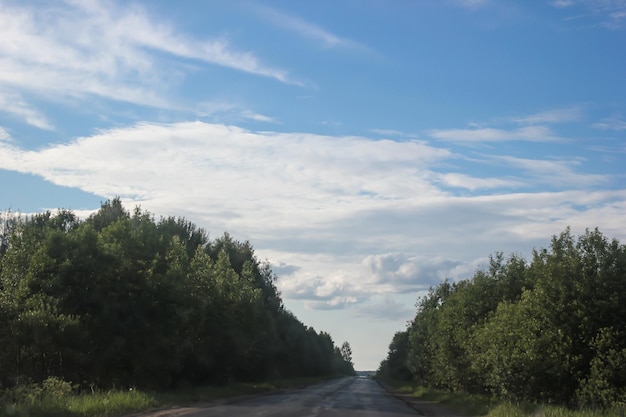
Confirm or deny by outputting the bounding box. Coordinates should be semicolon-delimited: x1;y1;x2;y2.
377;228;626;408
0;199;354;390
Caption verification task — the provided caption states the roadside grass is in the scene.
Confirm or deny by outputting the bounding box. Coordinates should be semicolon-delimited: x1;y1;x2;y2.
385;381;494;416
376;378;626;417
1;375;338;417
2;389;159;417
488;402;626;417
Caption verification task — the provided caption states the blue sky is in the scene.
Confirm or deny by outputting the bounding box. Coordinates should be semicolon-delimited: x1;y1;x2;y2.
1;0;625;370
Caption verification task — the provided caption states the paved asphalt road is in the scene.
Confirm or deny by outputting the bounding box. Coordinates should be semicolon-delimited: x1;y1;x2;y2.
139;376;458;417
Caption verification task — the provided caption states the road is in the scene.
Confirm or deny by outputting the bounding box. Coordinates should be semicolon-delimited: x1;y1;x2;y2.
138;377;465;417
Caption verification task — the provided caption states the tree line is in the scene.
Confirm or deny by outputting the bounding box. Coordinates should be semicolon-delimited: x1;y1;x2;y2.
0;199;354;390
377;228;626;408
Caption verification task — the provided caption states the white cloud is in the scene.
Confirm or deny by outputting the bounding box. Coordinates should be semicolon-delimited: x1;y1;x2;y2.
71;0;295;83
429;106;585;146
280;270;369;310
493;155;608;187
549;0;626;28
0;121;451;223
429;125;564;143
550;0;575;7
437;172;523;191
0;90;54;130
0;120;624;311
593;116;626;130
363;253;465;293
354;296;415;321
0;126;10;141
369;128;417;138
369;129;404;136
511;106;583;125
454;0;489;8
241;110;279;123
586;0;626;27
255;5;371;52
0;0;299;127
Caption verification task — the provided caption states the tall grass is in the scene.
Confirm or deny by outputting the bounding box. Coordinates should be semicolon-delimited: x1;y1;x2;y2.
2;388;159;417
385;381;494;416
376;377;626;417
1;375;339;417
488;402;626;417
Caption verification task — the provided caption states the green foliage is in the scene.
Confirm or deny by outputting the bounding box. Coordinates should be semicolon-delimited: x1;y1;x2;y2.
377;331;412;381
1;383;159;417
0;377;77;417
0;376;341;417
379;228;626;410
377;378;494;416
471;291;571;402
0;200;354;396
576;327;626;408
379;378;626;417
487;402;626;417
339;342;355;373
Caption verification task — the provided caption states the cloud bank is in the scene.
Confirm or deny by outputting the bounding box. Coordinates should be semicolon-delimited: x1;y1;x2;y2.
1;121;624;315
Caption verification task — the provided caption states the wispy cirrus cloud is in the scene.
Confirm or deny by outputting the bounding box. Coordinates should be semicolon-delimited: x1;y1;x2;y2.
492;155;609;187
437;172;523;191
0;127;10;141
0;0;299;128
192;102;280;125
254;5;373;53
369;128;418;139
429;125;564;143
593;115;626;130
510;106;583;125
0;90;53;130
454;0;490;8
429;106;585;144
550;0;575;7
241;110;280;123
548;0;626;28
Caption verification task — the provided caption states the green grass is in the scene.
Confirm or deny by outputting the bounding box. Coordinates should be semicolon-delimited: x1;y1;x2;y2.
376;378;626;417
2;389;159;417
487;402;626;417
381;380;494;416
1;375;339;417
8;376;625;417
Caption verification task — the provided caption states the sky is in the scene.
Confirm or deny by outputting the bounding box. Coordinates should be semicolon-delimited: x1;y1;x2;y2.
1;0;625;371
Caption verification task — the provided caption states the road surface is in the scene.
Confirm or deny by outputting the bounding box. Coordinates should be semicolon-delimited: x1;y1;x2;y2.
138;377;465;417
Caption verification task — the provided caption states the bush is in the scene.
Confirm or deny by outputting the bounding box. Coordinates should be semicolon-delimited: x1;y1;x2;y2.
0;377;76;416
576;328;626;409
41;377;75;398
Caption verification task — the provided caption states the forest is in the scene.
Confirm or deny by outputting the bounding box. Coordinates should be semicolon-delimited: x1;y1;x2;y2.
0;199;354;392
377;228;626;409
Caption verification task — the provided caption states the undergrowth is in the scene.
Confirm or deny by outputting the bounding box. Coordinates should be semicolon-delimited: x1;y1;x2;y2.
0;375;336;417
377;377;626;417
